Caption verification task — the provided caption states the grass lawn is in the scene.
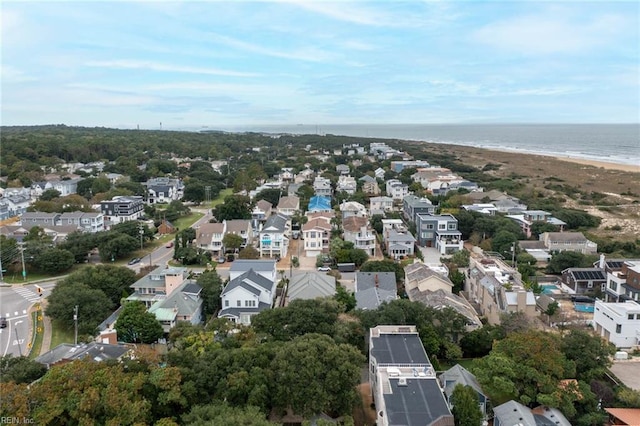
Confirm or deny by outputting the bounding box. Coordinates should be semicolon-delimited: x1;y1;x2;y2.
173;211;204;231
28;310;44;359
50;320;76;349
439;358;476;371
206;188;232;209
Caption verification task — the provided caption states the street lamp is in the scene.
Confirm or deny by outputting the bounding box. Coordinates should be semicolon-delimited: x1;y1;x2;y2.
14;320;24;356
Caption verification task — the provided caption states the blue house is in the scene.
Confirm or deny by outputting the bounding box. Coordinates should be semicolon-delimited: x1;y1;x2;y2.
308;196;332;213
440;364;489;420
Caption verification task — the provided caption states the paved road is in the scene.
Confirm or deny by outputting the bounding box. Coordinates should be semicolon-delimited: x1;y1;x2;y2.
0;282;53;357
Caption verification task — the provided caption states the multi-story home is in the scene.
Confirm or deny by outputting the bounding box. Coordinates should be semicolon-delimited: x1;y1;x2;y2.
561;267;606;295
307;196;332;213
369;325;453;426
539;231;597;254
593;299;640;348
100;196;145;224
374;167;385;180
47;178;81;196
287;272;336;303
313;176;333;197
385;179;409;201
507;210;566;238
276;196;300;217
19;212;61;227
461;203;498;215
359;175;380;196
279;167;295;182
386;230;416;259
336;164;350;175
340;201;367;219
336;175;357;194
295;168;315;184
0;195;31;220
218;260;277;325
225;219;253;249
144;177;184;204
356;272;397;310
259;214;289;258
104;173;126;185
415;214;463;255
369;142;402;160
390;160;431;172
603;259;640;303
369;196;394;216
59;212;104;233
440;365;490;421
402;195;436;224
127;266;189;308
303;217;332;257
493;401;570;426
467;253;536;325
196;222;225;257
252;199;273;228
342;216;375;256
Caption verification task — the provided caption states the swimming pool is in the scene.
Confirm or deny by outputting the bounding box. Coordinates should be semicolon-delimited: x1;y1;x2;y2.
574;302;595;313
541;284;561;295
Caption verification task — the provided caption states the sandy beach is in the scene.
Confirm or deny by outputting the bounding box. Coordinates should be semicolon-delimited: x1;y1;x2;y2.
549;156;640;173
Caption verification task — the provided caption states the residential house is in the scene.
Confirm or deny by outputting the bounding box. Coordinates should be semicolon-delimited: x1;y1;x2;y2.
295;168;315;184
19;212;61;227
343;216;376;256
374;167;385;180
369;142;402;160
507;210;566;238
593;299;640;348
411;168;461;192
603;259;640;303
252;199;273;228
518;240;552;263
404;262;453;294
355;272;397;310
45;178;81;196
144;177;184;204
287;272;336;303
35;342;133;369
313;176;333;197
604;408;640;426
307;196;332;213
385;229;416;259
219;260;277;324
385;179;409;201
249;181;283;199
369;196;394;216
340;201;367;219
562;267;606;295
336;164;350;175
493;401;571;426
149;281;202;332
467;253;536;326
100;196;145;224
58;211;105;233
446;180;480;194
359;175;380;196
369;325;453;426
104;173;126;185
416;214;463;255
402;195;436;224
287;183;302;197
461;203;498;215
0;224;78;244
494;197;528;213
157;219;176;235
336;175;357;194
126;266;189;308
196;222;225;257
440;365;490;420
276;196;300;217
279;167;295;183
539;231;597;254
259;214;289;258
0;195;31;219
390;160;431;172
303;217;332;257
408;288;482;330
225;219;253;249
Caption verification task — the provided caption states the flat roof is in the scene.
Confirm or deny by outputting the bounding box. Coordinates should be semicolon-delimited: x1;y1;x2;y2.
370;333;430;365
384;378;452;426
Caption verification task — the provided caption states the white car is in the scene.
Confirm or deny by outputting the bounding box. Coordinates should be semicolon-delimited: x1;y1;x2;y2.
317;266;331;272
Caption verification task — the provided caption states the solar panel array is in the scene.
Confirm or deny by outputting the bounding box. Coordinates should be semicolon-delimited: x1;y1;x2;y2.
572;270;606;281
606;261;624;269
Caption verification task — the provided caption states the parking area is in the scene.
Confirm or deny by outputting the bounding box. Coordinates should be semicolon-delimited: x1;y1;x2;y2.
609;360;640;391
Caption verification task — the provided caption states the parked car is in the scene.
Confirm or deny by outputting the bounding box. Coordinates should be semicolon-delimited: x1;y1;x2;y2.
0;317;7;328
317;266;331;272
217;256;226;264
165;241;174;248
128;257;141;265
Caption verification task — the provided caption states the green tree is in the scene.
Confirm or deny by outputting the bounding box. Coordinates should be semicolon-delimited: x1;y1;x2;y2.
238;246;260;259
561;329;615;381
223;233;244;253
58;265;136;306
271;334;365;417
98;233;139;261
252;299;341;341
32;248;74;273
459;324;505;358
255;188;282;207
182;403;278;426
58;231;99;263
451;384;483;426
183;182;206;203
547;251;594;274
46;281;113;335
115;302;164;344
0;355;47;384
0;235;19;270
39;188;61;201
360;259;403;283
213;195;252;221
196;271;224;318
491;230;518;259
334;284;356;312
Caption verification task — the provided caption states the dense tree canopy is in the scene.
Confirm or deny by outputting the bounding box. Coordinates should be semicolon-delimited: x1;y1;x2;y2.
115;302;164;344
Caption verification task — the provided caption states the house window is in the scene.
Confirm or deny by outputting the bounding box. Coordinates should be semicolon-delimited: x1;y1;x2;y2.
237;300;241;307
438;224;446;230
616;324;622;333
609;281;618;291
425;224;434;230
225;300;229;307
448;223;457;230
628;314;634;320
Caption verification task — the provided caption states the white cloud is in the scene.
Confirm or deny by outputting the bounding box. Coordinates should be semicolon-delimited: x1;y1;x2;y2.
84;60;260;77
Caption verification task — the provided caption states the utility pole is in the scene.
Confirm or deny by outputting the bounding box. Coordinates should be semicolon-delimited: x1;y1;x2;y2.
74;305;78;345
138;222;144;251
19;242;26;281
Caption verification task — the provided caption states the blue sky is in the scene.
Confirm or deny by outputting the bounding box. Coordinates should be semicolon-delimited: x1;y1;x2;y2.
1;1;638;128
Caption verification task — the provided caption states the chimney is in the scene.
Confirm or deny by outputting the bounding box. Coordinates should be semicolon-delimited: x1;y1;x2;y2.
599;254;605;269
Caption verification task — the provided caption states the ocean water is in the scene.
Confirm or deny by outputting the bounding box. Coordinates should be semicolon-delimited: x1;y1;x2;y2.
219;123;640;166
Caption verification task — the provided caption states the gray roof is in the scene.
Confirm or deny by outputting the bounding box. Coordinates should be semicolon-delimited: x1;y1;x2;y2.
405;262;451;285
149;281;202;319
230;259;277;274
384;378;453;426
440;364;485;398
218;301;271;319
370;333;430;365
543;232;588;242
493;400;537;426
406;288;481;328
355;272;397;310
222;269;274;296
35;342;131;367
288;272;336;301
225;219;251;233
359;175;377;183
130;266;187;290
387;229;416;243
261;213;288;233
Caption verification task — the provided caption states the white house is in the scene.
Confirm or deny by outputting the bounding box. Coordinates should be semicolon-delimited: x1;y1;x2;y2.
385;179;409;201
313;176;333;197
303;217;332;257
196;222;225;257
336;175;357;194
593;299;640;348
218;269;277;325
144;177;183;204
276;196;300;217
369;196;394;216
259;214;289;258
340;201;367;219
343;216;376;256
